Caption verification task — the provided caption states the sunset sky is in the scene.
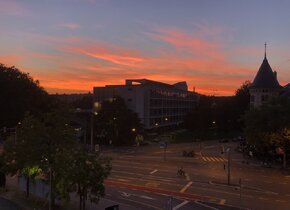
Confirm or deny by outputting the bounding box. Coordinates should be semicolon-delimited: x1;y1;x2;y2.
1;0;290;96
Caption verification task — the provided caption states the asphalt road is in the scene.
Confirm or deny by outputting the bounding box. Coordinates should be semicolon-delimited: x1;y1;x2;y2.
99;141;290;210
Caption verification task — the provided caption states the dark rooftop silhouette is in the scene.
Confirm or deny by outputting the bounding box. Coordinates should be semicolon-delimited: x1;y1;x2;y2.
251;55;281;89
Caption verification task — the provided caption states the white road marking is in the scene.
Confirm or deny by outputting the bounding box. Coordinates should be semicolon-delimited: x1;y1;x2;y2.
140;195;155;200
173;200;189;210
120;192;131;197
150;169;158;174
119;197;163;210
117;178;129;182
180;181;192;193
265;191;278;195
185;173;191;181
195;201;220;210
258;197;268;200
276;200;286;203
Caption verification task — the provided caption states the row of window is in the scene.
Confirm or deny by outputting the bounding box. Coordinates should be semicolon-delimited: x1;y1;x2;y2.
149;99;195;107
150;89;197;99
250;95;269;102
149;108;192;116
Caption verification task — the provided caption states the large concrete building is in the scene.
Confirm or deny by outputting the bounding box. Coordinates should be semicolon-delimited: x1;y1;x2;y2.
250;45;282;108
93;79;199;129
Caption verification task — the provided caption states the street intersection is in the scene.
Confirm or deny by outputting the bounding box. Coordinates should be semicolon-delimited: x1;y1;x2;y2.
99;140;290;210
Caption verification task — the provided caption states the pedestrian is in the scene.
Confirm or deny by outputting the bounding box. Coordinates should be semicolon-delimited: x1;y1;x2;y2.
249;151;253;159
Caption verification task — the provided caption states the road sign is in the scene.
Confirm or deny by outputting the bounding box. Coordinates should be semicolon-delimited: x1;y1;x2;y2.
95;144;99;152
159;141;167;149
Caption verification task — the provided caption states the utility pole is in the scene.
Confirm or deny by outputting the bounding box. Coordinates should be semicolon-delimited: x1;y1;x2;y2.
164;142;167;161
239;178;242;210
49;167;52;210
227;147;231;185
90;113;94;152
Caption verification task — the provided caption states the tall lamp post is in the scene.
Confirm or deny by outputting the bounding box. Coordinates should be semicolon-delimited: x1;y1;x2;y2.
227;147;231;185
90;102;101;152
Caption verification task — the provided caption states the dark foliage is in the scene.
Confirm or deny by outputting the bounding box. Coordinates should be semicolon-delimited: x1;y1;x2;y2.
0;64;54;127
95;97;142;146
184;81;251;138
71;94;93;110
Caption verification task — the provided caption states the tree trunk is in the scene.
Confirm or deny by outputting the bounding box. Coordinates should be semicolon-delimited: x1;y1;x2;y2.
79;195;82;210
83;189;87;210
82;195;85;210
50;170;55;209
26;176;30;198
78;183;82;210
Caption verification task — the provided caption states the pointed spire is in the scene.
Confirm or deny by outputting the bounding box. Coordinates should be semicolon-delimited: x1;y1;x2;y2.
264;42;267;59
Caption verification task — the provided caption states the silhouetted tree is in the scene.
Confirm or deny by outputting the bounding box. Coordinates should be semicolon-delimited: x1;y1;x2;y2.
0;63;53;128
71;94;93;110
95;97;142;145
235;81;251;115
2;107;111;207
244;97;290;166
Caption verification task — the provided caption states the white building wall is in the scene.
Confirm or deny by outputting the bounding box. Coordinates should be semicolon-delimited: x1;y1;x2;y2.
94;80;199;129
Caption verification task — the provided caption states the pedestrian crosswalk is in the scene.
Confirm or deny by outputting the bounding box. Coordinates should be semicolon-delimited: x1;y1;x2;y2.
202;156;226;162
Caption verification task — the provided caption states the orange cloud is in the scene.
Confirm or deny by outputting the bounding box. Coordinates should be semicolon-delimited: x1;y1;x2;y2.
0;54;24;66
72;48;144;66
2;31;259;96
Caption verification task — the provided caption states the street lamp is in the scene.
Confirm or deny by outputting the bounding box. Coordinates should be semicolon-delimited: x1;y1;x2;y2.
226;147;231;185
90;103;101;152
15;122;21;143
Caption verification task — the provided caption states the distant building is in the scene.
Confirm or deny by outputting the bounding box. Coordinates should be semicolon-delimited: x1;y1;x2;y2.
93;79;199;129
50;93;92;103
249;44;282;108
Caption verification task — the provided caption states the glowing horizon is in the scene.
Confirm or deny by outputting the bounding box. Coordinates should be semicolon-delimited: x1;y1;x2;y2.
1;0;290;96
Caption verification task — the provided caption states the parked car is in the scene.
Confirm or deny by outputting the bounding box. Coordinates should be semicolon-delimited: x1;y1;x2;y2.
219;138;229;143
182;150;195;157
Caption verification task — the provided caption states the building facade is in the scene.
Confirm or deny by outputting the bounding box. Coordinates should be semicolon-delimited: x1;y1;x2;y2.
93;79;199;129
249;47;282;108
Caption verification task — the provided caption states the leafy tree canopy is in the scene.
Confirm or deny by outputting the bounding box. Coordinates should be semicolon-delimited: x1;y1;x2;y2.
0;64;53;127
244;97;290;151
235;80;251;114
95;97;142;146
2;107;111;208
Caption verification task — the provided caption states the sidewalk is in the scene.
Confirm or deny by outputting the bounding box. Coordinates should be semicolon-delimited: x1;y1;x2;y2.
2;175;138;210
0;196;22;210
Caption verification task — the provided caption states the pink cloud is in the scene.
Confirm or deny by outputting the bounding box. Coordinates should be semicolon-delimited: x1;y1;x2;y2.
59;23;81;30
75;49;144;66
147;27;224;60
0;1;29;16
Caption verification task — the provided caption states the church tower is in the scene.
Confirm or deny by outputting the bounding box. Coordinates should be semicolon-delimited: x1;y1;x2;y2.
249;43;282;108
